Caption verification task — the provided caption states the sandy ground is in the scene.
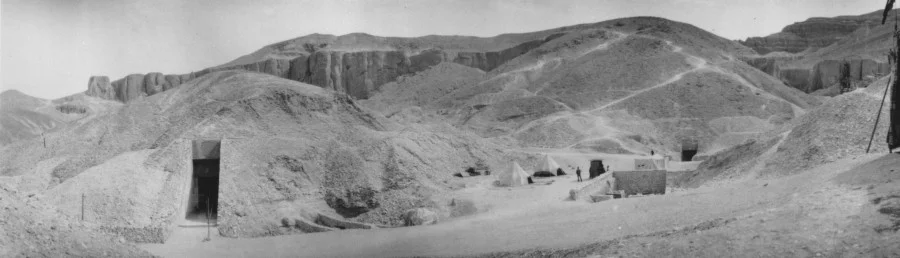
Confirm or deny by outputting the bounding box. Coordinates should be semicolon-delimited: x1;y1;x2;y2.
138;152;899;257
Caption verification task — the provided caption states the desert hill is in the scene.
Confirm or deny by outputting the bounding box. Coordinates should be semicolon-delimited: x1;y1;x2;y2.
1;70;527;244
60;16;817;160
0;90;120;146
3;11;899;257
675;68;894;187
406;17;817;157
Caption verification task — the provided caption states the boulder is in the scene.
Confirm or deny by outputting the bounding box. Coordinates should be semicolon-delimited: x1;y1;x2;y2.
402;208;438;226
449;198;477;217
281;217;296;227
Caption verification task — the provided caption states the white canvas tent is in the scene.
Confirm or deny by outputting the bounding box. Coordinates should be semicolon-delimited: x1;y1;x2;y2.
498;162;531;187
534;155;562;177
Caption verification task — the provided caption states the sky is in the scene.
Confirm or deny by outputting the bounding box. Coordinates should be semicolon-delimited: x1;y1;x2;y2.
0;0;885;99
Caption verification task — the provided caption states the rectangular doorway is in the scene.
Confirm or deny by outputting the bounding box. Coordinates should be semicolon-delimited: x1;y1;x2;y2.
187;140;221;224
187;159;219;222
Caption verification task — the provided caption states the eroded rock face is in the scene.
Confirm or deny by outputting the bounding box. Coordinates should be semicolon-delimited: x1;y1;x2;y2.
740;17;870;54
111;74;146;102
86;76;114;100
741;57;890;93
85;34;561;103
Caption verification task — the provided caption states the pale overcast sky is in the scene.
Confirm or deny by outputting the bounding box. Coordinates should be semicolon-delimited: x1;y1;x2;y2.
0;0;883;99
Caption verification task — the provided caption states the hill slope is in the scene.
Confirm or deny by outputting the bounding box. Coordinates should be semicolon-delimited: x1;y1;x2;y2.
387;17;818;157
1;71;522;243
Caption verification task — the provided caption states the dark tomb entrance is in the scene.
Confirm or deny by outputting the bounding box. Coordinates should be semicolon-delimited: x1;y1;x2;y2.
681;139;698;162
187;140;221;223
589;159;606;179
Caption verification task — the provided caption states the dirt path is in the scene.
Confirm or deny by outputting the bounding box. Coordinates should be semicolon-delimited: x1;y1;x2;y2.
587;40;707;113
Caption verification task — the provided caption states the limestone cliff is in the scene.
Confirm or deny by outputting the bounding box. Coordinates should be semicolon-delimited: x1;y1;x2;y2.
85;34;561;103
740;17;873;54
742;56;890;93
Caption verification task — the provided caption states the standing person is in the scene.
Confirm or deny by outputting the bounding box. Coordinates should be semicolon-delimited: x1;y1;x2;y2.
651;150;654;156
575;167;583;182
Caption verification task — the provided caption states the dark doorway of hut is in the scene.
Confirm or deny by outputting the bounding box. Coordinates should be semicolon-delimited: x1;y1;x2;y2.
187;159;219;224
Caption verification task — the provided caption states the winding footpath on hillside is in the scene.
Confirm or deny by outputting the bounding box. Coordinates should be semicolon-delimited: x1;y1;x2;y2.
479;30;631;110
586;40;707;113
506;31;806;156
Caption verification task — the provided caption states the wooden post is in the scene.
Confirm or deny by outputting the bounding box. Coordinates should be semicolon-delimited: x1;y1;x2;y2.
205;197;211;241
81;193;84;221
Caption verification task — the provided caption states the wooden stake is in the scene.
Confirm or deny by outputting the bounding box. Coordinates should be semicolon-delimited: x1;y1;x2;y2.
205;197;211;241
81;193;84;221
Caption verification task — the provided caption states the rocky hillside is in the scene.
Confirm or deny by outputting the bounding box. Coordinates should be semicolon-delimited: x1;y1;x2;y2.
739;10;897;95
739;12;881;54
675;75;893;188
0;15;845;252
0;90;120;146
1;71;519;243
74;16;820;160
378;17;816;157
85;32;569;103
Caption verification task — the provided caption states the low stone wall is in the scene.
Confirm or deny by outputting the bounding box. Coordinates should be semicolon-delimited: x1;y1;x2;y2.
569;173;614;202
613;170;666;195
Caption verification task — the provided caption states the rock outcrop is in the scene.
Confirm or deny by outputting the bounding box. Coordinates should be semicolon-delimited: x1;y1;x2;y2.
85;34;563;103
86;76;114;100
740;17;872;54
402;208;438;226
741;57;889;93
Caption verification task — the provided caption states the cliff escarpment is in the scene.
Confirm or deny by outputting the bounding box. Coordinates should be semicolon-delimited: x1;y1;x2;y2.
741;56;890;94
86;34;563;103
739;16;874;54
